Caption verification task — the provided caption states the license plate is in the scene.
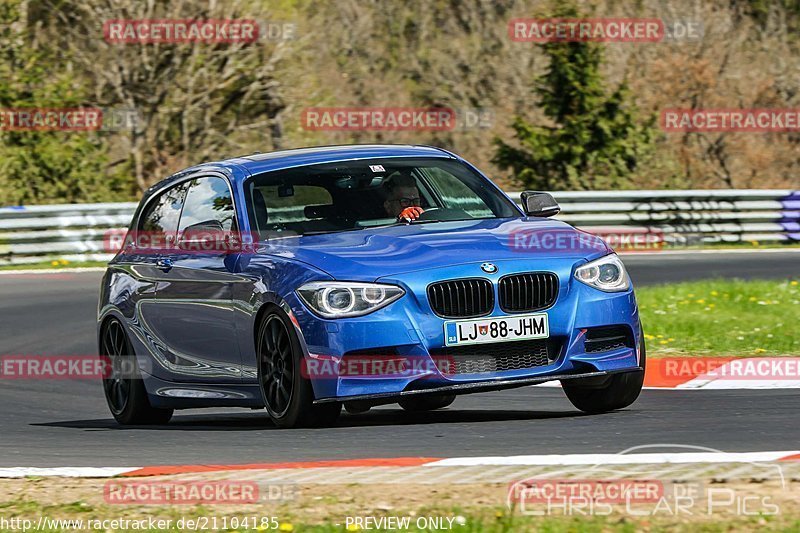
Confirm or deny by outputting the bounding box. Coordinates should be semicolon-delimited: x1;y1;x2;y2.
444;313;549;346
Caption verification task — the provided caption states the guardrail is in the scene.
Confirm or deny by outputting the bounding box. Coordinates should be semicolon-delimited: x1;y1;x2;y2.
0;190;797;265
509;189;800;248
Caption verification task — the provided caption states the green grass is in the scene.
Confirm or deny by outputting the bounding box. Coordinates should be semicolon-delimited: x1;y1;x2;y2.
637;279;800;356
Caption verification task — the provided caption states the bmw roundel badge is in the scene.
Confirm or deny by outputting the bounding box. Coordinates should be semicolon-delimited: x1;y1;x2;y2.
480;262;498;274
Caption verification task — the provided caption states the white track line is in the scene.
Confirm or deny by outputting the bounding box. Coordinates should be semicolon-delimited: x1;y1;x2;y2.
1;451;797;479
0;467;139;478
679;379;800;389
0;267;106;275
425;451;799;467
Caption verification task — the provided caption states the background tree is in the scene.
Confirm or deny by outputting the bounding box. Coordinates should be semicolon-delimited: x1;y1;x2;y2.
2;0;799;205
36;0;290;193
0;1;128;205
492;34;656;191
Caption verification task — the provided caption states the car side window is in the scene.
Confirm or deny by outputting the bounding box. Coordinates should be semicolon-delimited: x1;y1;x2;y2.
178;176;237;238
137;182;189;241
422;167;494;218
255;185;332;224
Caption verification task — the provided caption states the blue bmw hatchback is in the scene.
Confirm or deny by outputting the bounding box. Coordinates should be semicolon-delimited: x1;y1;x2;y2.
98;144;645;428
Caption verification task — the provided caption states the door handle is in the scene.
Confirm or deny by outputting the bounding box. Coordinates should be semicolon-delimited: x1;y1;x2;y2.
156;258;174;272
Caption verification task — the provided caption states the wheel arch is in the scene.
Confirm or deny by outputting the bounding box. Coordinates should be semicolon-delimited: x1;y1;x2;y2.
97;309;128;355
251;296;307;357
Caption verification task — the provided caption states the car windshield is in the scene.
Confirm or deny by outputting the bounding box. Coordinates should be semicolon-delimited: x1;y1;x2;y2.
244;157;519;237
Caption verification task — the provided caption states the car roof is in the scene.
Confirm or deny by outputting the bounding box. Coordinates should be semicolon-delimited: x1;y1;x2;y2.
140;145;460;204
195;144;455;180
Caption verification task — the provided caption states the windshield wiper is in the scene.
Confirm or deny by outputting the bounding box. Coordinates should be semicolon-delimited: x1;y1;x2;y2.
378;219;448;229
302;227;367;236
304;217;483;235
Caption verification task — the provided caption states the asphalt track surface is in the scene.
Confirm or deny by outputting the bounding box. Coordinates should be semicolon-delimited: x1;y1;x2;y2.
0;251;798;467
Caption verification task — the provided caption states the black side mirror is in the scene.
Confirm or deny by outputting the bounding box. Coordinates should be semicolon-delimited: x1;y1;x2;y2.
178;219;235;252
520;191;561;217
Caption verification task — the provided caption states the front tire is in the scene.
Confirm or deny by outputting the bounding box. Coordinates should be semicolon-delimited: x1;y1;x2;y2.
562;325;646;414
256;307;341;428
101;318;173;425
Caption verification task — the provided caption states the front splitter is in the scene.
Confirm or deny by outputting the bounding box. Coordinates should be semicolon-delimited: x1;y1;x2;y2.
313;367;643;404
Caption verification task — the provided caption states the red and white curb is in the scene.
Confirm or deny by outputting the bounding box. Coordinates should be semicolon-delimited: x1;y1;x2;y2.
533;357;800;390
644;357;800;389
0;458;438;479
2;451;798;479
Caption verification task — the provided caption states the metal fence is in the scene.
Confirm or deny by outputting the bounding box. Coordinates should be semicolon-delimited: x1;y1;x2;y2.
0;190;797;265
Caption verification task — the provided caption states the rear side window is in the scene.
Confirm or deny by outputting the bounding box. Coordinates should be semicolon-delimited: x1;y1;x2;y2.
178;177;237;235
138;182;190;238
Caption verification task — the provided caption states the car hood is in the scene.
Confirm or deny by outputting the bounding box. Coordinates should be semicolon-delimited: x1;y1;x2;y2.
256;217;610;281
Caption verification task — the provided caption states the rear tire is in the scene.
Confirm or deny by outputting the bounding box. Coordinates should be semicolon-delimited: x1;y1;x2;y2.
101;318;173;425
256;307;341;428
398;394;456;412
562;325;646;414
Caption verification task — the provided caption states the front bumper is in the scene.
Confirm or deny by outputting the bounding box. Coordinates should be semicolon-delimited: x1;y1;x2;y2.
287;257;642;401
312;367;643;404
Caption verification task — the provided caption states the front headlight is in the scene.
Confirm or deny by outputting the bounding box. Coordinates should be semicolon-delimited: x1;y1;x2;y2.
296;281;405;318
574;254;631;292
